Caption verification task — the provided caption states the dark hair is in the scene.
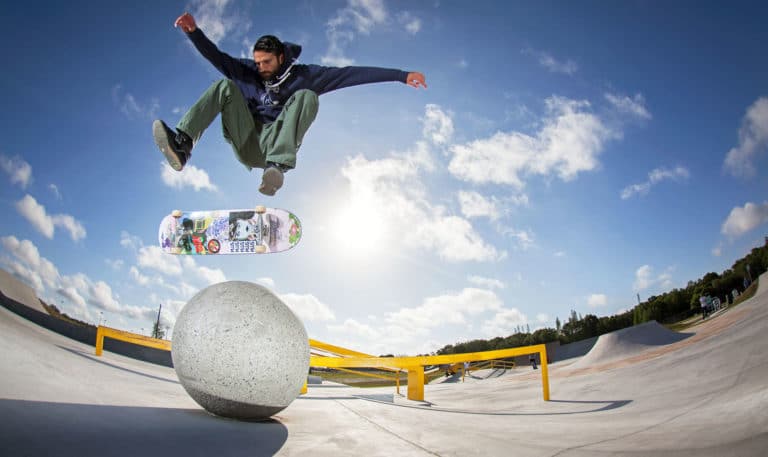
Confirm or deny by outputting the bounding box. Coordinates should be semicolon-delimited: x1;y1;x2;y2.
253;35;284;56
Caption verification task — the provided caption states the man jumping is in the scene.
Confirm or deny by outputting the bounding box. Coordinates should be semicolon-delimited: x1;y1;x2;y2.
153;12;427;196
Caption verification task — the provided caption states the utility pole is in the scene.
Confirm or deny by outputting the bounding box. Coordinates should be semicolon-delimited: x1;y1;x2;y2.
152;304;162;339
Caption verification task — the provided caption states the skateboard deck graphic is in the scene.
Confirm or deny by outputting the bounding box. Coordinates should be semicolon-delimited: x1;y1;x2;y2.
158;206;301;255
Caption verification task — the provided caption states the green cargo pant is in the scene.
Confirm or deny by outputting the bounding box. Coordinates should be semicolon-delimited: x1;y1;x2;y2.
176;79;319;170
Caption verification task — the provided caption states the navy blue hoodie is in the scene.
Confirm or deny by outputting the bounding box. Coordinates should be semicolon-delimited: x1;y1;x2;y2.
187;29;410;124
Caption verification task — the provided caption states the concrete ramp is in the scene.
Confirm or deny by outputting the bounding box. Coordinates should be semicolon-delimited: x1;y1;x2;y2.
570;320;691;369
755;271;768;297
0;269;46;314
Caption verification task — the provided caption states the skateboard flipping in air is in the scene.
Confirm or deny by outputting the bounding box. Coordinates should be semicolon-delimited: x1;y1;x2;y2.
158;206;301;255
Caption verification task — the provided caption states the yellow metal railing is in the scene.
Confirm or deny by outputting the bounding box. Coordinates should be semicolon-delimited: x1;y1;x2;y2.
310;344;550;402
473;359;516;371
308;339;405;394
95;326;171;356
93;328;549;402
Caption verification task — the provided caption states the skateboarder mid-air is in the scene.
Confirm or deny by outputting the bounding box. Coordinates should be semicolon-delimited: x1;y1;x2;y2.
153;12;427;196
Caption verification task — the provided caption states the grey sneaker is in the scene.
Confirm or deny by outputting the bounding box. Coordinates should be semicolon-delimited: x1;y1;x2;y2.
152;120;192;171
259;164;285;196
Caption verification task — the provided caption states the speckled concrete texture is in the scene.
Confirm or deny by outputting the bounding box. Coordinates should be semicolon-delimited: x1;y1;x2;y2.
171;281;309;420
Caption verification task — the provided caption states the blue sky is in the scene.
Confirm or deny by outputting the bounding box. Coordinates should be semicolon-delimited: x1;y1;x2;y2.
1;0;767;355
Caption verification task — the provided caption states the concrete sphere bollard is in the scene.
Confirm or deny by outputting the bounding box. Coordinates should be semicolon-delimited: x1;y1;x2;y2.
172;281;309;420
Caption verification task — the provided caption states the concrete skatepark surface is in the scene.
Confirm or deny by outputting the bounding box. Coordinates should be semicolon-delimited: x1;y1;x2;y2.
2;274;768;456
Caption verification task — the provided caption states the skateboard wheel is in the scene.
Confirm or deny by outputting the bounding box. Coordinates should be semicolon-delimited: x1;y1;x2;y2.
171;210;182;218
255;245;267;254
255;205;267;214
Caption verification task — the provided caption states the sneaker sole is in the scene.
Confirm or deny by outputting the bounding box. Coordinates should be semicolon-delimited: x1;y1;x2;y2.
259;168;284;196
152;120;183;171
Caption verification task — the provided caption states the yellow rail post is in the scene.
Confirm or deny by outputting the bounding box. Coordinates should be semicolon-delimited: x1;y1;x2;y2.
407;366;425;401
95;326;104;356
540;346;550;401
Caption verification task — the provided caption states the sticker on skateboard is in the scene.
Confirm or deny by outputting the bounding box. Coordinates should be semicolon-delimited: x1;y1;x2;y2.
158;206;301;255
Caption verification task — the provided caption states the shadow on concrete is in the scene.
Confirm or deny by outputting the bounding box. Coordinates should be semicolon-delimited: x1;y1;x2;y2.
547;398;633;413
354;396;633;416
297;396;360;401
0;399;288;457
56;346;180;385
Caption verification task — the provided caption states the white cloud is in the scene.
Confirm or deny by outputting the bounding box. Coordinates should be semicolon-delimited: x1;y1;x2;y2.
190;0;250;45
507;194;530;207
605;93;652;120
633;265;653;292
588;294;608;308
339;107;501;262
458;191;501;221
620;166;690;199
51;214;87;241
161;162;218;192
344;0;387;33
522;48;577;75
180;257;227;285
111;84;159;120
397;11;421;35
281;293;336;322
15;195;53;238
48;184;62;200
323;0;388;65
89;281;122;312
15;195;86;241
120;231;143;250
482;307;528;337
468;275;506;289
449;96;616;188
633;265;674;292
129;266;152;286
721;201;768;238
0;154;32;189
386;288;503;335
105;259;124;270
499;227;535;251
328;318;381;340
423;104;454;146
56;286;87;308
1;236;60;291
60;273;89;294
0;236;168;326
342;153;501;261
137;245;183;276
724;97;768;178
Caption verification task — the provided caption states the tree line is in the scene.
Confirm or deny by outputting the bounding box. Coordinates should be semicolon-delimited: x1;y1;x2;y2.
436;236;768;356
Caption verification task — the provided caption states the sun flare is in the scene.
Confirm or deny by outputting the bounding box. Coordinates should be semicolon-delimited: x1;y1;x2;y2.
332;199;388;257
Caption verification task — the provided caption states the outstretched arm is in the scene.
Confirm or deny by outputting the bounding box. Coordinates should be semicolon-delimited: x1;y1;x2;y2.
306;65;427;94
172;12;250;81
